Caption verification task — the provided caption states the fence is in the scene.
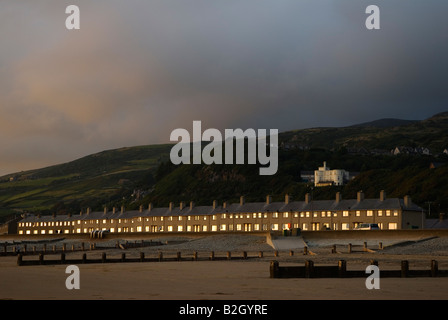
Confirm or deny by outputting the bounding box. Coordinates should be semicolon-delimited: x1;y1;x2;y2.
16;250;265;266
270;260;448;278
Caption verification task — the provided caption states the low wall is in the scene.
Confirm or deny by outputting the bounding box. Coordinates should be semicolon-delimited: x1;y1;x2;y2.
301;229;448;241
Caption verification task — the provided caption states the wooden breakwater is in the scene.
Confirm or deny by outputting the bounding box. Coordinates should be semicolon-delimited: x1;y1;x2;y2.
1;239;163;256
16;250;265;266
270;260;448;278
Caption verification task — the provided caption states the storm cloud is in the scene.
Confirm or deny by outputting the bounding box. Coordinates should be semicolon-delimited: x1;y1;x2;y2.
0;0;447;175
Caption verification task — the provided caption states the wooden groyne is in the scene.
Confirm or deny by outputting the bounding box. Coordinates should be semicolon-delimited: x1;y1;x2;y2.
270;260;448;278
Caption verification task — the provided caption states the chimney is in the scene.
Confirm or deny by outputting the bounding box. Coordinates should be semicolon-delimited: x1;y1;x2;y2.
104;207;108;214
213;200;217;209
139;205;143;213
169;202;174;211
403;195;411;207
240;196;245;206
180;201;185;210
121;206;124;214
112;207;116;214
380;190;386;201
305;193;311;204
148;203;153;211
357;191;364;203
285;194;290;204
223;201;227;209
266;195;272;205
87;207;91;215
335;192;342;203
190;201;195;210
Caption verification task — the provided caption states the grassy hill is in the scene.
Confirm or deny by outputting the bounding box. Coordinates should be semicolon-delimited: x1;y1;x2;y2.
0;144;172;218
1;111;447;222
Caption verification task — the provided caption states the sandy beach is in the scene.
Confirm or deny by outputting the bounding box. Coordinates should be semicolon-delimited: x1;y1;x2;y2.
1;234;448;300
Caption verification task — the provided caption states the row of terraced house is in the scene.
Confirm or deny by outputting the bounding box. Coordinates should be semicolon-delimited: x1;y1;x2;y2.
17;191;424;236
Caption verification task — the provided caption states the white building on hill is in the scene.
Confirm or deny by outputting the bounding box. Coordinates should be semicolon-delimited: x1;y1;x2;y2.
314;162;350;187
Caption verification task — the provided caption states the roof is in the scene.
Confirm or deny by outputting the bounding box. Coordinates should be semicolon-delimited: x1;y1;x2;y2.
19;195;423;223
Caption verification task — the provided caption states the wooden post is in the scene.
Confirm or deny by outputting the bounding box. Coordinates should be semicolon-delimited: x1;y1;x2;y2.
17;253;23;266
378;242;383;250
431;260;438;277
61;253;66;264
81;242;85;251
140;252;145;262
52;245;56;253
289;250;294;256
158;252;163;262
348;243;352;253
39;253;44;265
332;245;337;254
338;260;346;278
243;251;247;259
121;253;126;262
401;260;409;278
303;246;308;255
193;251;198;261
102;252;107;263
23;244;27;253
227;251;231;260
210;251;215;261
270;260;279;278
274;250;279;257
63;243;66;252
305;260;314;278
259;251;263;258
363;242;368;252
82;253;87;263
177;252;181;261
33;246;36;254
43;243;46;253
370;259;378;266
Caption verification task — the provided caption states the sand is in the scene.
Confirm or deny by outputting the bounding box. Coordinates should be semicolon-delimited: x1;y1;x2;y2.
1;234;448;300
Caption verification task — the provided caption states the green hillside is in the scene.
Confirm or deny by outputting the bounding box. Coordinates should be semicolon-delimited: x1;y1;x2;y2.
0;144;172;218
1;111;447;222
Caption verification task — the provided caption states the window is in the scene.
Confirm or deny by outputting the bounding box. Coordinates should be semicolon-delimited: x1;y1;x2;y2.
342;223;350;230
253;213;257;218
343;211;349;217
211;225;218;232
220;224;226;231
167;226;173;232
321;212;326;218
221;214;226;219
272;212;278;218
236;224;242;231
393;210;398;216
356;211;361;217
306;212;310;218
300;212;305;218
302;223;308;231
271;224;279;231
283;212;289;218
377;210;383;217
177;226;183;232
212;215;217;220
178;216;183;221
137;226;142;232
367;210;373;217
388;223;398;230
386;210;391;216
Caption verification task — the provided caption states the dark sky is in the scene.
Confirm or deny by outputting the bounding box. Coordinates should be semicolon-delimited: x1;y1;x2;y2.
1;0;447;174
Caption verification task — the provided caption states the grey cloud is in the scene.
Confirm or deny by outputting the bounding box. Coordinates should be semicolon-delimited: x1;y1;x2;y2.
0;0;447;174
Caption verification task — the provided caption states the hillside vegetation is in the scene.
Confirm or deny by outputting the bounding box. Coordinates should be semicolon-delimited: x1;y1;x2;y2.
0;112;447;221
